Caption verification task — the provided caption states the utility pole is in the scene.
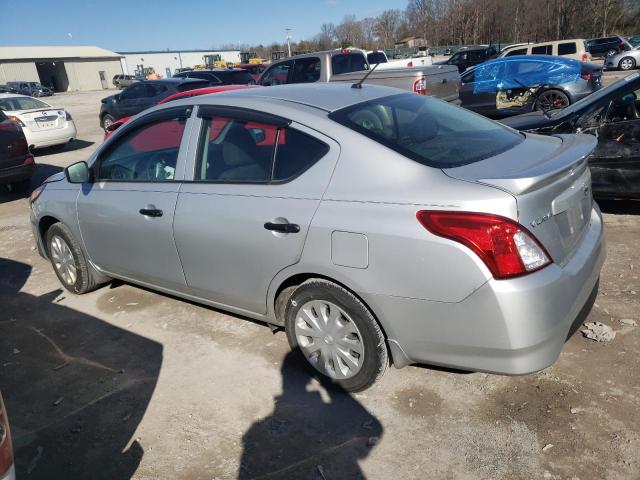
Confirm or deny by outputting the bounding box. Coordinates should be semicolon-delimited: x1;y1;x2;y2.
285;28;292;57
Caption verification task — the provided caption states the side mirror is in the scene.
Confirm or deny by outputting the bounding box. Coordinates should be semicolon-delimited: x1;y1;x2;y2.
65;161;91;184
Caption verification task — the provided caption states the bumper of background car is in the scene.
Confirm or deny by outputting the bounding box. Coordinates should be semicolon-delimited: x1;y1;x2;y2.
0;161;35;184
365;205;606;374
24;122;76;148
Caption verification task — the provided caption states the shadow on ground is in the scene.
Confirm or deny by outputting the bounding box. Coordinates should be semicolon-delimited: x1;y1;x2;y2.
0;258;162;480
238;352;382;479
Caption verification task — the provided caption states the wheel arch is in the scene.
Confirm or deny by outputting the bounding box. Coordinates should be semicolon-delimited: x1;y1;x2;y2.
38;215;61;257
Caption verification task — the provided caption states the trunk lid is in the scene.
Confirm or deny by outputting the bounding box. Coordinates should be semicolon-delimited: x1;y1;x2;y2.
444;133;597;266
17;108;66;132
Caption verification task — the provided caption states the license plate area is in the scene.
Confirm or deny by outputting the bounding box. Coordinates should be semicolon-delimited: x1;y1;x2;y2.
552;168;592;251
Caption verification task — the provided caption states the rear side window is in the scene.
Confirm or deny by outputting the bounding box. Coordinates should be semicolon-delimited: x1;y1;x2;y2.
331;53;368;75
97;116;187;181
329;93;523;168
273;129;328;181
531;45;552;55
558;42;577;55
505;48;527;57
290;58;321;83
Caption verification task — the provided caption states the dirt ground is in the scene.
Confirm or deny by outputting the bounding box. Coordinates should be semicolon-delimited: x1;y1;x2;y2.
1;83;639;480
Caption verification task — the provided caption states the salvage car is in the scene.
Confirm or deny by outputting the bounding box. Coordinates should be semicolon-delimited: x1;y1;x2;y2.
0;107;34;191
0;94;76;149
500;71;640;199
459;56;602;118
30;83;604;391
0;392;14;480
99;78;209;129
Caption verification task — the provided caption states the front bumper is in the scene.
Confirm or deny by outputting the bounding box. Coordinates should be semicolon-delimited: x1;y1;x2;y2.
365;205;606;374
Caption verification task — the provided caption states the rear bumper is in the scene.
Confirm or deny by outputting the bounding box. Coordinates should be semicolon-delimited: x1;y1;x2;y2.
24;122;76;149
0;161;35;183
365;205;606;374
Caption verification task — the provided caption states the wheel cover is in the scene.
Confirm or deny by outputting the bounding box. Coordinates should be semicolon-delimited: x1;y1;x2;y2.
50;235;77;285
537;91;569;110
294;300;365;380
103;117;113;128
621;59;633;69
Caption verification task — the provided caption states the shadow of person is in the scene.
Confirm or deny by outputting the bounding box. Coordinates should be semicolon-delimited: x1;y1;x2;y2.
0;258;162;480
239;352;382;480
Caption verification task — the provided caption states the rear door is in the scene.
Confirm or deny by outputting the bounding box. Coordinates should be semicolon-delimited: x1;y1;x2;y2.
459;62;504;115
77;106;194;289
173;106;338;314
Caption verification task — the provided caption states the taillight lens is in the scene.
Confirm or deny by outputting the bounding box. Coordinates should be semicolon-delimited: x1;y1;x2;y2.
416;211;551;279
65;111;73;121
0;394;13;478
581;52;588;62
413;76;428;95
580;72;592;81
8;115;25;127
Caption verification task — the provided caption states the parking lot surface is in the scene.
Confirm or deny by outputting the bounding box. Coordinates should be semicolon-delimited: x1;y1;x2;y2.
1;84;639;480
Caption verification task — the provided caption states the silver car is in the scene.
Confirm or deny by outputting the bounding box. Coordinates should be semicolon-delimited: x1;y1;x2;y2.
30;84;605;391
605;47;640;71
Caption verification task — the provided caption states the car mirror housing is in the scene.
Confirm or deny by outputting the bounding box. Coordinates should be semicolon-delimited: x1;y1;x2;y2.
65;161;91;184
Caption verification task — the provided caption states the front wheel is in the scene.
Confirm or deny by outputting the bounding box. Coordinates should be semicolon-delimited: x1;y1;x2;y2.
45;223;98;294
284;279;388;392
101;114;115;129
619;57;636;71
535;89;570;112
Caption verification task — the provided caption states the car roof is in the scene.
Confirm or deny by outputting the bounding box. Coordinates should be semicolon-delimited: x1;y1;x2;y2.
142;78;204;84
189;82;403;112
158;85;259;104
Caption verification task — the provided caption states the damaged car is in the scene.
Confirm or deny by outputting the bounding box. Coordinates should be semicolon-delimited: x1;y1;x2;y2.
500;71;640;199
459;56;602;119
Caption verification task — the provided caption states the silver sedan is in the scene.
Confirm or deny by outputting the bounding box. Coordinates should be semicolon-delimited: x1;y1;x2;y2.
30;84;605;391
605;47;640;71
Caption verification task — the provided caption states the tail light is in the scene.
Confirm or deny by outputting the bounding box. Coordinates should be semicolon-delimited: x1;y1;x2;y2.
341;49;351;54
23;154;34;166
65;111;73;121
581;52;588;62
0;394;13;479
7;116;24;127
413;76;428;95
407;61;413;67
416;211;551;279
580;72;592;81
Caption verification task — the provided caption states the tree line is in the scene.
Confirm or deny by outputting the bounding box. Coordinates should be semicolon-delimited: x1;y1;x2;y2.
224;0;639;56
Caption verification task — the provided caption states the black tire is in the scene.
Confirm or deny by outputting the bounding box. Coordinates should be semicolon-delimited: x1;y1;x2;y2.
619;57;636;71
101;114;115;129
534;89;570;111
284;279;388;392
45;222;98;294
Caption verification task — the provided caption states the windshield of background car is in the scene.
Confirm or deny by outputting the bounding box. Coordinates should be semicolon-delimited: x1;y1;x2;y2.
331;53;368;75
0;96;50;111
329;93;523;168
367;52;387;64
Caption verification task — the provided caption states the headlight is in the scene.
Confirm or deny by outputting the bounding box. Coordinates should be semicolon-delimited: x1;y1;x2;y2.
29;183;45;204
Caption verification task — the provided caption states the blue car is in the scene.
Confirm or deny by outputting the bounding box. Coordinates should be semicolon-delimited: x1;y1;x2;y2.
459;55;602;119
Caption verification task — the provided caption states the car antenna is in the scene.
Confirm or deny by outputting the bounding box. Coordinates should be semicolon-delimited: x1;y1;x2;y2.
352;62;380;89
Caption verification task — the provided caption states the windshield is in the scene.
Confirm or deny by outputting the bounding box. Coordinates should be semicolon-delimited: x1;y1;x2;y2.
28;82;44;88
329;93;523;168
0;96;50;111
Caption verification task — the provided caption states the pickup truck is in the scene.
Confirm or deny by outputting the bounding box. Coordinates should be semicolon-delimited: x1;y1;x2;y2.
257;49;460;102
366;49;433;69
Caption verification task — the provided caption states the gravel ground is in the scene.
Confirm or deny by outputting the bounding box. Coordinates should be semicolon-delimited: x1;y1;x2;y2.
0;82;638;480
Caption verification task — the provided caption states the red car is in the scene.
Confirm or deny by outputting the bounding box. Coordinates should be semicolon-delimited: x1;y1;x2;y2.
236;63;269;81
0;393;14;480
103;85;259;140
0;109;34;192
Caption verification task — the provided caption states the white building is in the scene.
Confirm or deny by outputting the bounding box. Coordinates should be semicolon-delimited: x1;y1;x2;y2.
0;46;123;91
118;50;241;78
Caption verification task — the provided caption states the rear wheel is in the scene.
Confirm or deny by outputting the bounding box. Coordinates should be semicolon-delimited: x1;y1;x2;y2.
45;223;98;294
619;57;636;71
101;114;115;129
535;89;570;112
284;279;388;392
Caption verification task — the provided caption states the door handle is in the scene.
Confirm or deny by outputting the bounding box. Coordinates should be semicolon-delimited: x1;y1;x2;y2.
264;222;300;233
139;208;163;217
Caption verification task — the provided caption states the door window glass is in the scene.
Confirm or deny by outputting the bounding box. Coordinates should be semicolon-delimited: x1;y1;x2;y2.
558;43;577;55
121;83;146;99
331;53;368;74
273;129;328;181
97;116;186;181
505;48;527;57
259;62;292;85
531;45;553;55
290;58;321;83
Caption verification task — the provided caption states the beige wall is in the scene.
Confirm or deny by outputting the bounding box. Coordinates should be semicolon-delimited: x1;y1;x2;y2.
0;62;39;83
65;59;123;91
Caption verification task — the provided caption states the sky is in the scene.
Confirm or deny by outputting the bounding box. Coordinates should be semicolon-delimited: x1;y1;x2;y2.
0;0;407;52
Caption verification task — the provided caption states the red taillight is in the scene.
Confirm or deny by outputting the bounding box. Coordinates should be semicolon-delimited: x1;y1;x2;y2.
407;61;413;67
0;394;13;478
581;52;588;62
580;72;592;81
23;154;34;165
416;211;551;279
413;76;428;95
341;49;351;54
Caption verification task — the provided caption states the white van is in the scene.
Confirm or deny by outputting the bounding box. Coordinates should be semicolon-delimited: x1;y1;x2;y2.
499;39;592;62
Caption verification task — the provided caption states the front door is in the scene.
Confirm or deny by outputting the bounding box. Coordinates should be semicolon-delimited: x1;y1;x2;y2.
174;108;338;314
77;107;194;289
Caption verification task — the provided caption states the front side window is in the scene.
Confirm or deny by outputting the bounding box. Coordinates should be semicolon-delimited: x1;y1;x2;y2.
97;116;187;181
329;93;523;168
290;58;321;83
558;42;577;55
505;48;527;57
259;61;292;86
121;83;146;100
195;116;328;182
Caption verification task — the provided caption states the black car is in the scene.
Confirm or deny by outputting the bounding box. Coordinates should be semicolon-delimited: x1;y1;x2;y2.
99;78;208;128
172;69;255;86
500;71;640;199
0;84;19;94
587;35;631;58
0;109;34;191
433;45;498;73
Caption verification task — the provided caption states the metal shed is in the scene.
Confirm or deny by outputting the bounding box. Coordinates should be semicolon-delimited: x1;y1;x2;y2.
0;46;123;92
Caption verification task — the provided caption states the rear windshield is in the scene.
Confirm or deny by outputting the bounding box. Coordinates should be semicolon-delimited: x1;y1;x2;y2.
367;52;387;64
329;93;523;168
331;53;368;75
0;96;50;111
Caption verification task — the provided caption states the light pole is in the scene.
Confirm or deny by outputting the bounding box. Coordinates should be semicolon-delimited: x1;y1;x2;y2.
285;28;292;57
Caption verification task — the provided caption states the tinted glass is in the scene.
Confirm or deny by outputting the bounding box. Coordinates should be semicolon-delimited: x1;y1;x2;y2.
97;117;186;181
121;83;146;99
558;42;577;55
176;81;209;92
195;117;278;182
0;97;49;111
367;52;387;64
331;53;368;75
290;58;321;83
505;48;527;57
273;129;328;181
531;45;552;55
229;71;255;84
329;93;523;168
259;62;292;85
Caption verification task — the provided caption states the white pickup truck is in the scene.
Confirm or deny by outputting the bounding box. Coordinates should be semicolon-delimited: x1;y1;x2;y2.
257;49;460;103
366;50;434;69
